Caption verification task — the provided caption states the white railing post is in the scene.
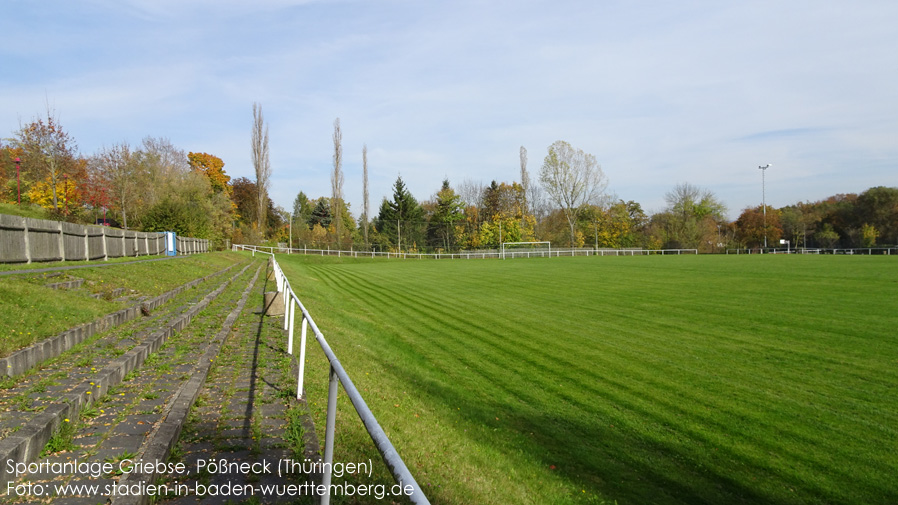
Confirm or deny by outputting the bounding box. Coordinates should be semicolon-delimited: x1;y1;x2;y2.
246;247;430;504
283;295;290;330
297;316;308;398
282;280;290;331
321;366;339;505
286;295;294;337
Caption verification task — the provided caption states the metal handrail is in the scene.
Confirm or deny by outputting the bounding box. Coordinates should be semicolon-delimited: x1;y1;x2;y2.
242;246;430;505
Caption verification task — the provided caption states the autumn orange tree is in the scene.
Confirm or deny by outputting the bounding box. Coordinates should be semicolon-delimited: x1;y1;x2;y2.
735;205;783;250
188;152;231;196
229;176;283;244
11;111;79;212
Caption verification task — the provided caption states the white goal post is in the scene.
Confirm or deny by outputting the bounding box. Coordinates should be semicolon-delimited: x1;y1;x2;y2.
501;241;552;259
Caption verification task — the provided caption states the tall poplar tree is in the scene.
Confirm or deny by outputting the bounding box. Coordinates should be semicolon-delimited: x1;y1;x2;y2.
362;144;369;248
519;146;529;216
331;118;344;246
251;102;270;236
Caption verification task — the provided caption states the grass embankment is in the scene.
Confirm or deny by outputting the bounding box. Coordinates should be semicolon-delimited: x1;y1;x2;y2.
0;252;245;357
277;254;898;505
0;202;110;223
0;203;52;220
0;254;175;273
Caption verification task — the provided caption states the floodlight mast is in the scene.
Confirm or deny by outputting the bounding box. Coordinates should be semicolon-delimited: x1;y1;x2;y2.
759;164;771;250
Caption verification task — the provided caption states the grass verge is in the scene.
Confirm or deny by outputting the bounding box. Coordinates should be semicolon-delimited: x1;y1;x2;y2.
0;203;52;220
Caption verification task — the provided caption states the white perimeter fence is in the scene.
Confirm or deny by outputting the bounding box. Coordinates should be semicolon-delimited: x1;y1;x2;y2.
233;244;698;259
727;247;897;255
255;249;430;505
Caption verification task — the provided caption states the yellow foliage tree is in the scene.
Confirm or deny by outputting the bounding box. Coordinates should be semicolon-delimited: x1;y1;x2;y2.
188;152;231;196
574;229;586;248
27;158;86;215
310;223;328;248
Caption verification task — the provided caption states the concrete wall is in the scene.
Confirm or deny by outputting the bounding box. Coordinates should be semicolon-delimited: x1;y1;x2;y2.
0;213;209;264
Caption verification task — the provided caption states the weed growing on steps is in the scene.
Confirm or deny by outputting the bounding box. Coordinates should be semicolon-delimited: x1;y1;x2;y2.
283;404;307;460
250;413;263;456
104;451;138;477
40;418;77;456
80;401;100;419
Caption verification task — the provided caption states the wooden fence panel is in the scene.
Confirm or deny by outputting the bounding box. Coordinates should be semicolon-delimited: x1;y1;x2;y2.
105;227;124;258
0;214;29;263
0;213;204;264
24;218;62;263
87;227;106;260
61;222;87;261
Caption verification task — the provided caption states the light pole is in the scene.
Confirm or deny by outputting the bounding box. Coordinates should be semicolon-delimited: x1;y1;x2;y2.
594;220;598;251
15;157;21;205
102;186;108;226
62;173;69;215
758;164;771;250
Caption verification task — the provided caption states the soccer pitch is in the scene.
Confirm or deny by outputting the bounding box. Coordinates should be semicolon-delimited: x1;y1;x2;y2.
277;254;898;505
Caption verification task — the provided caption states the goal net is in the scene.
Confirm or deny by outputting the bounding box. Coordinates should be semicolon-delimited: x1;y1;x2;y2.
501;241;552;259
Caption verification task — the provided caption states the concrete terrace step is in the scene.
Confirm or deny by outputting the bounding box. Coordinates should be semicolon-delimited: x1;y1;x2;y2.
43;278;85;291
0;263;247;425
2;260;319;505
147;272;319;505
0;262;255;486
1;261;247;378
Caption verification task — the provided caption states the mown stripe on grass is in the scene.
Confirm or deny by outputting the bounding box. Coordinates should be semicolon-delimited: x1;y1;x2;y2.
310;263;885;500
284;255;898;505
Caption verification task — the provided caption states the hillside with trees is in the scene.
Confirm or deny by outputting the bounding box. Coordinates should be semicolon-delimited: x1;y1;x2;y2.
2;111;895;252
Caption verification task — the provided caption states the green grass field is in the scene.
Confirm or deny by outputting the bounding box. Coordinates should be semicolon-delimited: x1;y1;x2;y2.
277;254;898;505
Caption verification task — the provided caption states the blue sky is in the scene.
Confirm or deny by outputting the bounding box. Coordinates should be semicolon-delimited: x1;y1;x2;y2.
3;0;897;219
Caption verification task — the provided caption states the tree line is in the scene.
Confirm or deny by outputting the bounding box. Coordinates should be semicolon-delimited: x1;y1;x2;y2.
0;105;282;249
2;108;895;252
